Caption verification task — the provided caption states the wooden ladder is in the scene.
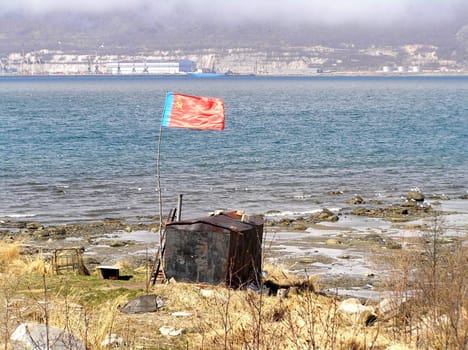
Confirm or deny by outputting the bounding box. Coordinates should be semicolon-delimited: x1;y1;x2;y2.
149;208;177;286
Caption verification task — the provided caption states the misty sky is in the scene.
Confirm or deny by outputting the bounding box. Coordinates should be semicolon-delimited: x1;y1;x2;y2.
3;0;468;27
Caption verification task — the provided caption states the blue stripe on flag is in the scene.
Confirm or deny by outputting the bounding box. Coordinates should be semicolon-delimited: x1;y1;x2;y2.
161;92;174;126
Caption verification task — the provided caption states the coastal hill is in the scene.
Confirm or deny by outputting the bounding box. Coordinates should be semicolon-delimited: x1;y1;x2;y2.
1;10;468;74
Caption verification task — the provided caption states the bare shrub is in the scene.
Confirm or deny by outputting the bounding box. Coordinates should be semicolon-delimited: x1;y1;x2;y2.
380;212;468;349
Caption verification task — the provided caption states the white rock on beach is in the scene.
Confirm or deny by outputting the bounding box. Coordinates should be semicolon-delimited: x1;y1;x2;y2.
159;326;173;336
159;326;185;336
11;322;86;350
171;311;192;317
199;289;215;298
338;298;376;326
378;297;408;320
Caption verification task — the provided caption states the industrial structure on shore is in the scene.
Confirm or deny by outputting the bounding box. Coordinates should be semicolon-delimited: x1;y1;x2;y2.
106;59;195;75
0;52;198;76
1;45;466;76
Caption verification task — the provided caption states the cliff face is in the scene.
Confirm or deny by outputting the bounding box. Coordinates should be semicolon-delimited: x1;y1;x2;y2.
3;43;462;76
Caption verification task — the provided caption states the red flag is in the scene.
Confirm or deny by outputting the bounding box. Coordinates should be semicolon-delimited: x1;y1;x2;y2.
161;92;225;130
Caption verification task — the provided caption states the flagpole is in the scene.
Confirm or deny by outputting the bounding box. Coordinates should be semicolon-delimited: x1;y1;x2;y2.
156;121;164;278
156;123;164;229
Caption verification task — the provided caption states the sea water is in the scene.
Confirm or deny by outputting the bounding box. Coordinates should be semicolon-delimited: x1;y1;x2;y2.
1;75;467;224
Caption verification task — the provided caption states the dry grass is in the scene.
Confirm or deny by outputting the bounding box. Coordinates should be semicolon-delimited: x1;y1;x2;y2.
0;239;50;275
0;239;388;349
0;240;21;269
1;217;466;350
379;213;468;350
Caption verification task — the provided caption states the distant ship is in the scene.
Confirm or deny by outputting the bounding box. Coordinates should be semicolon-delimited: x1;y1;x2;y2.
187;70;256;77
225;70;256;77
187;69;225;77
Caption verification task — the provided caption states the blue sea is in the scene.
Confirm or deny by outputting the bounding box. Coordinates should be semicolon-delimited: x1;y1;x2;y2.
1;75;467;224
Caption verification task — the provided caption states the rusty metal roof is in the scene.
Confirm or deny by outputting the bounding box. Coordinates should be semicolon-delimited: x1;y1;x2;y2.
166;211;263;233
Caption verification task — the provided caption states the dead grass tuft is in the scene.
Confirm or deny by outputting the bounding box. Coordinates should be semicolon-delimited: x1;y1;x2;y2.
0;239;52;275
0;239;21;269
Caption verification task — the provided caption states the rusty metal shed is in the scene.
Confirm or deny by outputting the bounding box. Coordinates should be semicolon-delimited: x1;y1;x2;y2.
163;211;264;288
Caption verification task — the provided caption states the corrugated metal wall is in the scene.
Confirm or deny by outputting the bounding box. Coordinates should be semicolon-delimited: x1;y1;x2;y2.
164;212;263;287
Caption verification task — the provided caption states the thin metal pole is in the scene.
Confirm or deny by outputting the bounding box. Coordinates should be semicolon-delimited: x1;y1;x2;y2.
156;123;164;252
177;194;183;221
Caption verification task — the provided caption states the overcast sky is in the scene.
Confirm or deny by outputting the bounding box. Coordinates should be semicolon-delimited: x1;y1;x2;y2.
2;0;468;27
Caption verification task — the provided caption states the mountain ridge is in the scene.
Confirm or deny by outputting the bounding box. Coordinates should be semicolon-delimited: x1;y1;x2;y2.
1;11;467;54
1;11;468;73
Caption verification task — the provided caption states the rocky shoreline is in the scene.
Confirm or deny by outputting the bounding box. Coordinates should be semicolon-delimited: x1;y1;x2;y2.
1;189;467;295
